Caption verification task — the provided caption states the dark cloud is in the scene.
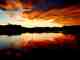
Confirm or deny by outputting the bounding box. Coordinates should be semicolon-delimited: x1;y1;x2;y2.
0;0;6;5
32;0;48;11
20;0;31;3
32;0;64;10
48;0;64;8
64;0;80;7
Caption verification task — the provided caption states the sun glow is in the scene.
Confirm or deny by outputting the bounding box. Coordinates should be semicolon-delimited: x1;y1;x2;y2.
22;18;64;28
8;12;64;28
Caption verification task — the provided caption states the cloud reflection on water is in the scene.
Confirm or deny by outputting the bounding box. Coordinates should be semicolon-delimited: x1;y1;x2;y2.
0;32;77;48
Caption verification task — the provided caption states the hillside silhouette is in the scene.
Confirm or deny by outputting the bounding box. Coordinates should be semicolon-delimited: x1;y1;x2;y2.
0;24;80;35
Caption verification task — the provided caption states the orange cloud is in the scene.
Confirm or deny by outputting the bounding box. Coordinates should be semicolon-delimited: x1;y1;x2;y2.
63;5;80;25
0;0;32;10
0;1;80;26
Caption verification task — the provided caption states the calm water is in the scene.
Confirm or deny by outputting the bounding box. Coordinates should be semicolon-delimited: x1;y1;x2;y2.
0;32;78;48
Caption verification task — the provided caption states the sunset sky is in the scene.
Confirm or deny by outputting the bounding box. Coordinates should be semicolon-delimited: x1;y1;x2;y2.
0;0;80;27
0;0;79;48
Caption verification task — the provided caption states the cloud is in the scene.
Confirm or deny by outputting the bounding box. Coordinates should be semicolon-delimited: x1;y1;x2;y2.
0;35;21;48
0;0;79;27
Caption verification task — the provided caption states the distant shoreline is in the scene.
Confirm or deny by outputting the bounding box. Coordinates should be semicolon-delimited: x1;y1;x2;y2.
0;24;80;35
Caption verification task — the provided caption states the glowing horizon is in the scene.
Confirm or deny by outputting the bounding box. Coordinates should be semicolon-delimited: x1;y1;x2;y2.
0;0;80;28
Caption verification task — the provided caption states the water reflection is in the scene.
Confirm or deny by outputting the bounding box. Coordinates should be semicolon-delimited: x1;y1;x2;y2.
0;33;77;48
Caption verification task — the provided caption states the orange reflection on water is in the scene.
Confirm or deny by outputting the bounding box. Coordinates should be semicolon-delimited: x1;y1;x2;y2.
18;33;76;48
